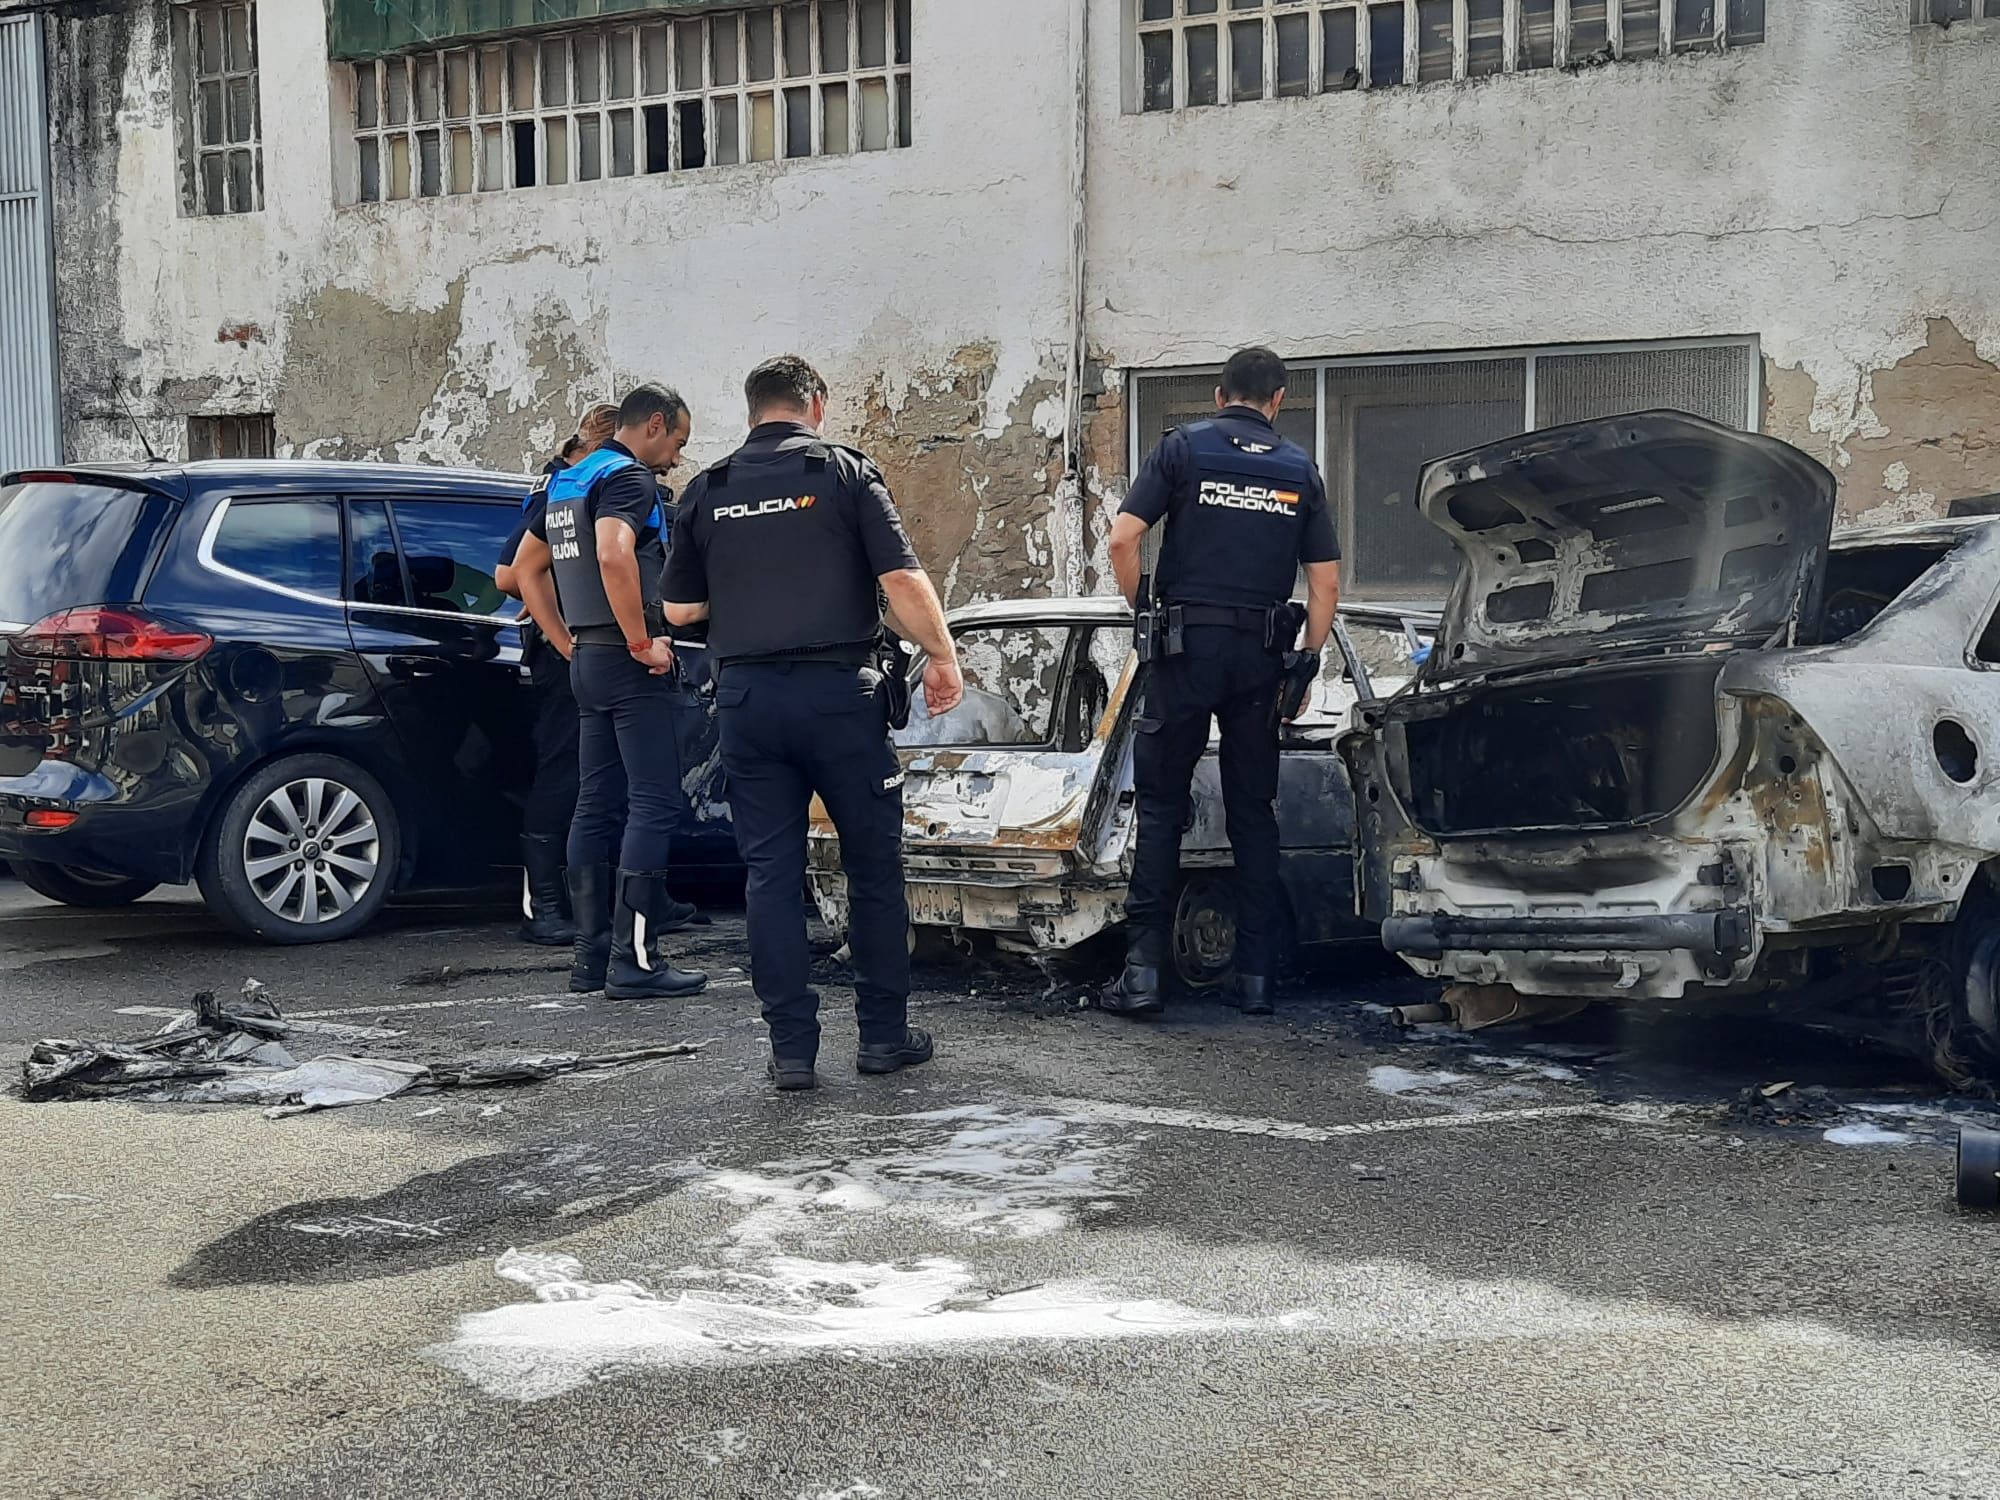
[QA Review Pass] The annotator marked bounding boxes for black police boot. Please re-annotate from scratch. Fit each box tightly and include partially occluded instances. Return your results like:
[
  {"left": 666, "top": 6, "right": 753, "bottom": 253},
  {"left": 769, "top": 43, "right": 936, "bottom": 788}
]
[
  {"left": 767, "top": 1054, "right": 818, "bottom": 1092},
  {"left": 518, "top": 835, "right": 577, "bottom": 948},
  {"left": 567, "top": 864, "right": 613, "bottom": 993},
  {"left": 1237, "top": 973, "right": 1274, "bottom": 1017},
  {"left": 606, "top": 870, "right": 708, "bottom": 1000},
  {"left": 857, "top": 1026, "right": 934, "bottom": 1076},
  {"left": 1100, "top": 932, "right": 1166, "bottom": 1018}
]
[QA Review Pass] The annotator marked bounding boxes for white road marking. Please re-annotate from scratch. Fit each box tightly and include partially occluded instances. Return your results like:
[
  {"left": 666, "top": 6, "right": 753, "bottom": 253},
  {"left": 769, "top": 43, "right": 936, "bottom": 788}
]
[{"left": 1024, "top": 1097, "right": 1662, "bottom": 1142}]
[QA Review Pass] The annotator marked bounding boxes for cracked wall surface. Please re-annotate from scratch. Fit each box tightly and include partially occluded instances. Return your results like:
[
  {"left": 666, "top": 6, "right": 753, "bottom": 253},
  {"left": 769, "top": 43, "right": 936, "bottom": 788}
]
[
  {"left": 34, "top": 0, "right": 2000, "bottom": 605},
  {"left": 39, "top": 0, "right": 1077, "bottom": 606},
  {"left": 1084, "top": 0, "right": 2000, "bottom": 530}
]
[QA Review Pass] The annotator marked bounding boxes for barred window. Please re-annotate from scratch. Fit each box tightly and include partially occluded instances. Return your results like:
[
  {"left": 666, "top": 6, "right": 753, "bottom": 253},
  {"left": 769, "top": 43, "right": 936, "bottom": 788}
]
[
  {"left": 1131, "top": 339, "right": 1759, "bottom": 600},
  {"left": 172, "top": 0, "right": 263, "bottom": 214},
  {"left": 1135, "top": 0, "right": 1763, "bottom": 109},
  {"left": 188, "top": 413, "right": 276, "bottom": 459},
  {"left": 1919, "top": 0, "right": 2000, "bottom": 22},
  {"left": 347, "top": 0, "right": 911, "bottom": 203}
]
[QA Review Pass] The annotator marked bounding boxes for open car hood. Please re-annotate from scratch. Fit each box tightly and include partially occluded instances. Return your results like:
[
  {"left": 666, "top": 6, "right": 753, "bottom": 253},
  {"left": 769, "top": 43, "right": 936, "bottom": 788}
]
[{"left": 1418, "top": 412, "right": 1837, "bottom": 682}]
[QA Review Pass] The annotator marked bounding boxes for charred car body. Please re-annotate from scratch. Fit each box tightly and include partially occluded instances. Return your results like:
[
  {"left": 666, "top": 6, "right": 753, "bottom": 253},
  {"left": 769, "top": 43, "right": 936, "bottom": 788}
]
[
  {"left": 1342, "top": 411, "right": 2000, "bottom": 1074},
  {"left": 807, "top": 597, "right": 1433, "bottom": 985}
]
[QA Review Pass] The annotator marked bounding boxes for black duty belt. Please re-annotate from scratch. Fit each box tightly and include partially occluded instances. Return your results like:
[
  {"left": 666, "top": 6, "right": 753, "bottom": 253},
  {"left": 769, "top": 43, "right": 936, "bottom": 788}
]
[
  {"left": 1172, "top": 603, "right": 1274, "bottom": 630},
  {"left": 720, "top": 643, "right": 874, "bottom": 671},
  {"left": 572, "top": 625, "right": 629, "bottom": 646}
]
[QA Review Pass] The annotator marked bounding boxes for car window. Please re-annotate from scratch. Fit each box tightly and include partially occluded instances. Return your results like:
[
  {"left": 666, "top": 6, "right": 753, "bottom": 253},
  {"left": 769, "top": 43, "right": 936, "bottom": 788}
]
[
  {"left": 899, "top": 624, "right": 1072, "bottom": 748},
  {"left": 387, "top": 500, "right": 520, "bottom": 618},
  {"left": 0, "top": 481, "right": 174, "bottom": 625},
  {"left": 347, "top": 499, "right": 406, "bottom": 606},
  {"left": 210, "top": 498, "right": 343, "bottom": 600},
  {"left": 1300, "top": 616, "right": 1431, "bottom": 723}
]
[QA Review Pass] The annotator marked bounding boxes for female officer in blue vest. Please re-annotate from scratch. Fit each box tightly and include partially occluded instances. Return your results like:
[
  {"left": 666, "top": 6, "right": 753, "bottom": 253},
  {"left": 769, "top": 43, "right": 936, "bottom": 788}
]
[
  {"left": 515, "top": 384, "right": 707, "bottom": 1001},
  {"left": 497, "top": 402, "right": 617, "bottom": 947}
]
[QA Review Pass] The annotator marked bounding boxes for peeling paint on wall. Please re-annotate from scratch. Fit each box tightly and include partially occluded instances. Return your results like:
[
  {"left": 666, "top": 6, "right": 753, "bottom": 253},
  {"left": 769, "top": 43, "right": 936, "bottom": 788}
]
[
  {"left": 1768, "top": 319, "right": 2000, "bottom": 527},
  {"left": 856, "top": 343, "right": 1066, "bottom": 607}
]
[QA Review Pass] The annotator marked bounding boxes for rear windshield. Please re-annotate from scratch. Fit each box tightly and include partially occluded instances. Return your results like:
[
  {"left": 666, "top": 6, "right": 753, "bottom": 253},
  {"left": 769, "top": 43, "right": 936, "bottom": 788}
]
[{"left": 0, "top": 481, "right": 175, "bottom": 625}]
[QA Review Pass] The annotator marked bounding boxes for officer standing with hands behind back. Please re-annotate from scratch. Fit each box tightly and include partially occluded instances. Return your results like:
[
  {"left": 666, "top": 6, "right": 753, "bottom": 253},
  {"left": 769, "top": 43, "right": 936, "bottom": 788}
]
[
  {"left": 1103, "top": 347, "right": 1341, "bottom": 1020},
  {"left": 664, "top": 356, "right": 963, "bottom": 1093},
  {"left": 523, "top": 382, "right": 708, "bottom": 1002}
]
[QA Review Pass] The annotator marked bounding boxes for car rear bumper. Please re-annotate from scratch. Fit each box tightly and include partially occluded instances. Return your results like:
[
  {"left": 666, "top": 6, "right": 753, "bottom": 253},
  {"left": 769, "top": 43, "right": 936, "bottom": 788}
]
[
  {"left": 1383, "top": 910, "right": 1753, "bottom": 964},
  {"left": 0, "top": 767, "right": 201, "bottom": 884}
]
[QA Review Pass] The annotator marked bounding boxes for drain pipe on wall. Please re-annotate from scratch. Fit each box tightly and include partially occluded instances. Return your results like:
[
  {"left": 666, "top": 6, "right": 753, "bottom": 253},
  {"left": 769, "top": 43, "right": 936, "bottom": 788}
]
[{"left": 1054, "top": 0, "right": 1091, "bottom": 599}]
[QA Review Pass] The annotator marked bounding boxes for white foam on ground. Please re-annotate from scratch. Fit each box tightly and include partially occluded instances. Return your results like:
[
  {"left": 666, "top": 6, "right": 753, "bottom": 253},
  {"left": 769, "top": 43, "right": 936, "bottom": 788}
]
[
  {"left": 1367, "top": 1066, "right": 1469, "bottom": 1096},
  {"left": 427, "top": 1105, "right": 1307, "bottom": 1400},
  {"left": 1824, "top": 1122, "right": 1915, "bottom": 1146},
  {"left": 432, "top": 1246, "right": 1290, "bottom": 1399}
]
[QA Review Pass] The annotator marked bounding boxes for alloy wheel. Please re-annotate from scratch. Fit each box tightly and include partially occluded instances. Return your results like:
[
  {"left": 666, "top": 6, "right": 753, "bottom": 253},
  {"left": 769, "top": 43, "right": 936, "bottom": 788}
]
[{"left": 241, "top": 776, "right": 381, "bottom": 925}]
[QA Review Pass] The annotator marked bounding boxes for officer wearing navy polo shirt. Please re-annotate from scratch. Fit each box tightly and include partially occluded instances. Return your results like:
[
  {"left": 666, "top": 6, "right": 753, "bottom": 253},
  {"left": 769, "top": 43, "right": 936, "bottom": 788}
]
[
  {"left": 664, "top": 355, "right": 963, "bottom": 1092},
  {"left": 1103, "top": 347, "right": 1341, "bottom": 1019},
  {"left": 527, "top": 383, "right": 707, "bottom": 1001}
]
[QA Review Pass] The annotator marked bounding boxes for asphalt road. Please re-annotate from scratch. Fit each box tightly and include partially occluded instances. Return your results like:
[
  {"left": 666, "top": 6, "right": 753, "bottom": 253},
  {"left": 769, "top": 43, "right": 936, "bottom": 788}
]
[{"left": 3, "top": 878, "right": 1999, "bottom": 1500}]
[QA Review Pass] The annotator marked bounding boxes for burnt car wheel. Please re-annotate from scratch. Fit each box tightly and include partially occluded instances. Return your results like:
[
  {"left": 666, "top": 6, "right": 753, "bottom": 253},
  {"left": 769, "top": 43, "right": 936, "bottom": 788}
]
[
  {"left": 13, "top": 860, "right": 160, "bottom": 908},
  {"left": 1171, "top": 874, "right": 1239, "bottom": 990},
  {"left": 197, "top": 754, "right": 400, "bottom": 944},
  {"left": 1957, "top": 1126, "right": 2000, "bottom": 1210}
]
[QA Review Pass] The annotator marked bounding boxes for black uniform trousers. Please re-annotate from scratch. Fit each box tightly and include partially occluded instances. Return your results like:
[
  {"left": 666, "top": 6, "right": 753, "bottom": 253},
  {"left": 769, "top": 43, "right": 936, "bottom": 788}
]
[
  {"left": 716, "top": 661, "right": 909, "bottom": 1060},
  {"left": 1126, "top": 624, "right": 1285, "bottom": 977},
  {"left": 523, "top": 632, "right": 580, "bottom": 842},
  {"left": 568, "top": 644, "right": 683, "bottom": 873}
]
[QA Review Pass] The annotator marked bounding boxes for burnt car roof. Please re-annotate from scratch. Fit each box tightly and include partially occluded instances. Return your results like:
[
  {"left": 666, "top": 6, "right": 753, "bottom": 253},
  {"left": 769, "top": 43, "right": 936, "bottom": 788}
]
[
  {"left": 1418, "top": 411, "right": 1837, "bottom": 683},
  {"left": 1829, "top": 514, "right": 2000, "bottom": 548},
  {"left": 944, "top": 597, "right": 1438, "bottom": 629}
]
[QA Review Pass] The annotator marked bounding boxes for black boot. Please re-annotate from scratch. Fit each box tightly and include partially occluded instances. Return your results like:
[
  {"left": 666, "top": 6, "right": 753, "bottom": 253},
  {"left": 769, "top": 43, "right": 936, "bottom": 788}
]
[
  {"left": 567, "top": 864, "right": 613, "bottom": 993},
  {"left": 1100, "top": 931, "right": 1165, "bottom": 1018},
  {"left": 1237, "top": 973, "right": 1274, "bottom": 1017},
  {"left": 857, "top": 1025, "right": 934, "bottom": 1076},
  {"left": 518, "top": 835, "right": 577, "bottom": 947},
  {"left": 606, "top": 870, "right": 708, "bottom": 1000}
]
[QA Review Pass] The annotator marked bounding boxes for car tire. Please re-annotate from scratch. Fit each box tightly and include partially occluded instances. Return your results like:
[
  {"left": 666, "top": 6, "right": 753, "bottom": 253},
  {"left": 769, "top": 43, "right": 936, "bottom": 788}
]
[
  {"left": 197, "top": 753, "right": 400, "bottom": 944},
  {"left": 13, "top": 860, "right": 160, "bottom": 908}
]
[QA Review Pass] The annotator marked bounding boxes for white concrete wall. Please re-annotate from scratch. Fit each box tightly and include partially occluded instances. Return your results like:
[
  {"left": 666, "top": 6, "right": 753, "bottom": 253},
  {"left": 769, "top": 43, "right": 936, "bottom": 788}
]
[
  {"left": 77, "top": 0, "right": 1076, "bottom": 479},
  {"left": 1084, "top": 0, "right": 2000, "bottom": 517}
]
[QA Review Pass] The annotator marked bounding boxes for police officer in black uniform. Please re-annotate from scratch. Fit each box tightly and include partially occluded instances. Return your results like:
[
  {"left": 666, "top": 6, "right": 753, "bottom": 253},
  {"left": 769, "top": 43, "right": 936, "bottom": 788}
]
[
  {"left": 1103, "top": 347, "right": 1341, "bottom": 1019},
  {"left": 664, "top": 355, "right": 963, "bottom": 1092},
  {"left": 521, "top": 383, "right": 707, "bottom": 1001}
]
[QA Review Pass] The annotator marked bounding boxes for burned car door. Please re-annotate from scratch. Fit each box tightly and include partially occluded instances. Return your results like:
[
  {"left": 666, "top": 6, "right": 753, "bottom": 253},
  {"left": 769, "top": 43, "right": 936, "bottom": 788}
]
[{"left": 816, "top": 614, "right": 1138, "bottom": 950}]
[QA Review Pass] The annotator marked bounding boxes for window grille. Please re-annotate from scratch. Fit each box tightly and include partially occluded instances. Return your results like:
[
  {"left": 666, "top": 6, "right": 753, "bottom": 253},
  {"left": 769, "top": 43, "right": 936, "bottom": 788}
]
[
  {"left": 1135, "top": 0, "right": 1764, "bottom": 110},
  {"left": 174, "top": 0, "right": 263, "bottom": 214},
  {"left": 348, "top": 0, "right": 911, "bottom": 202}
]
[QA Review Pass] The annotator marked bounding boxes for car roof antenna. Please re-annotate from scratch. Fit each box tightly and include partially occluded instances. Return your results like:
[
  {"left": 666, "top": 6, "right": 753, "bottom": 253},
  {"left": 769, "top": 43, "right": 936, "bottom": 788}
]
[{"left": 113, "top": 382, "right": 163, "bottom": 465}]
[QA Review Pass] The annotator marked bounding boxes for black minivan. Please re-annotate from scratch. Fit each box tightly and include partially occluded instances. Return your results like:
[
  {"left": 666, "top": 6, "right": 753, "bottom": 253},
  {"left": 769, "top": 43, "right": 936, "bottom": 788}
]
[{"left": 0, "top": 461, "right": 731, "bottom": 943}]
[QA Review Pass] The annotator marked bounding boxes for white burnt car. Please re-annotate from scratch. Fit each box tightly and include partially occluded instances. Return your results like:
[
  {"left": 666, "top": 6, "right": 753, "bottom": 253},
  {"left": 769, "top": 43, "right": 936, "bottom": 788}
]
[
  {"left": 1341, "top": 411, "right": 2000, "bottom": 1076},
  {"left": 806, "top": 596, "right": 1434, "bottom": 986}
]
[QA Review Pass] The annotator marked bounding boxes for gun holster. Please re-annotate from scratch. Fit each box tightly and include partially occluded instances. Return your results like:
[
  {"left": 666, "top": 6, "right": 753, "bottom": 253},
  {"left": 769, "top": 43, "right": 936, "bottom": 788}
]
[
  {"left": 1274, "top": 650, "right": 1322, "bottom": 725},
  {"left": 876, "top": 631, "right": 913, "bottom": 731},
  {"left": 1265, "top": 600, "right": 1309, "bottom": 654}
]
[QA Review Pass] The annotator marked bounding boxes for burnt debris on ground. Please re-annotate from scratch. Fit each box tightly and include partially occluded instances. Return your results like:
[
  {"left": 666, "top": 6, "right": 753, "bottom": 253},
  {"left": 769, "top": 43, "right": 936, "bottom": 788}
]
[{"left": 18, "top": 980, "right": 701, "bottom": 1118}]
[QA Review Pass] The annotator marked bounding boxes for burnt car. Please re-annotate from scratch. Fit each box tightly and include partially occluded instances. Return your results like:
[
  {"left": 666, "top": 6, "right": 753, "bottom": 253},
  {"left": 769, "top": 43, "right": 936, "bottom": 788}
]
[
  {"left": 1341, "top": 410, "right": 2000, "bottom": 1075},
  {"left": 0, "top": 463, "right": 735, "bottom": 943},
  {"left": 806, "top": 596, "right": 1434, "bottom": 986}
]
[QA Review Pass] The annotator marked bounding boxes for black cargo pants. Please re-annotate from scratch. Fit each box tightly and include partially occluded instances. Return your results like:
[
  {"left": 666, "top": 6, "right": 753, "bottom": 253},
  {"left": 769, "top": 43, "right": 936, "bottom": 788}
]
[
  {"left": 523, "top": 631, "right": 581, "bottom": 842},
  {"left": 1125, "top": 624, "right": 1285, "bottom": 978},
  {"left": 716, "top": 661, "right": 910, "bottom": 1061}
]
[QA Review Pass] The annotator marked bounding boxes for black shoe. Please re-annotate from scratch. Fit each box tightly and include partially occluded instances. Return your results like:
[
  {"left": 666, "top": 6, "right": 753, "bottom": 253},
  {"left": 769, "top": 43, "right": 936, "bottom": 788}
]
[
  {"left": 1100, "top": 963, "right": 1164, "bottom": 1018},
  {"left": 857, "top": 1026, "right": 934, "bottom": 1075},
  {"left": 606, "top": 870, "right": 708, "bottom": 1000},
  {"left": 649, "top": 895, "right": 699, "bottom": 938},
  {"left": 1237, "top": 974, "right": 1274, "bottom": 1016},
  {"left": 767, "top": 1055, "right": 818, "bottom": 1091},
  {"left": 567, "top": 864, "right": 613, "bottom": 992},
  {"left": 518, "top": 835, "right": 577, "bottom": 947}
]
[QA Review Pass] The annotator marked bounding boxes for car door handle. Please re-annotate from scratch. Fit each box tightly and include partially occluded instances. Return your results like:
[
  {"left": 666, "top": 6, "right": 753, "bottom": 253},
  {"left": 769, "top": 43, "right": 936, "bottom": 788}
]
[{"left": 389, "top": 659, "right": 447, "bottom": 680}]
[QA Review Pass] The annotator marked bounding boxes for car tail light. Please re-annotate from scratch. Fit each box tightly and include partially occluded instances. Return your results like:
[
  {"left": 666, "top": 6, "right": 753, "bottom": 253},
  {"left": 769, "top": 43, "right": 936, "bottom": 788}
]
[
  {"left": 25, "top": 810, "right": 78, "bottom": 829},
  {"left": 11, "top": 606, "right": 213, "bottom": 662}
]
